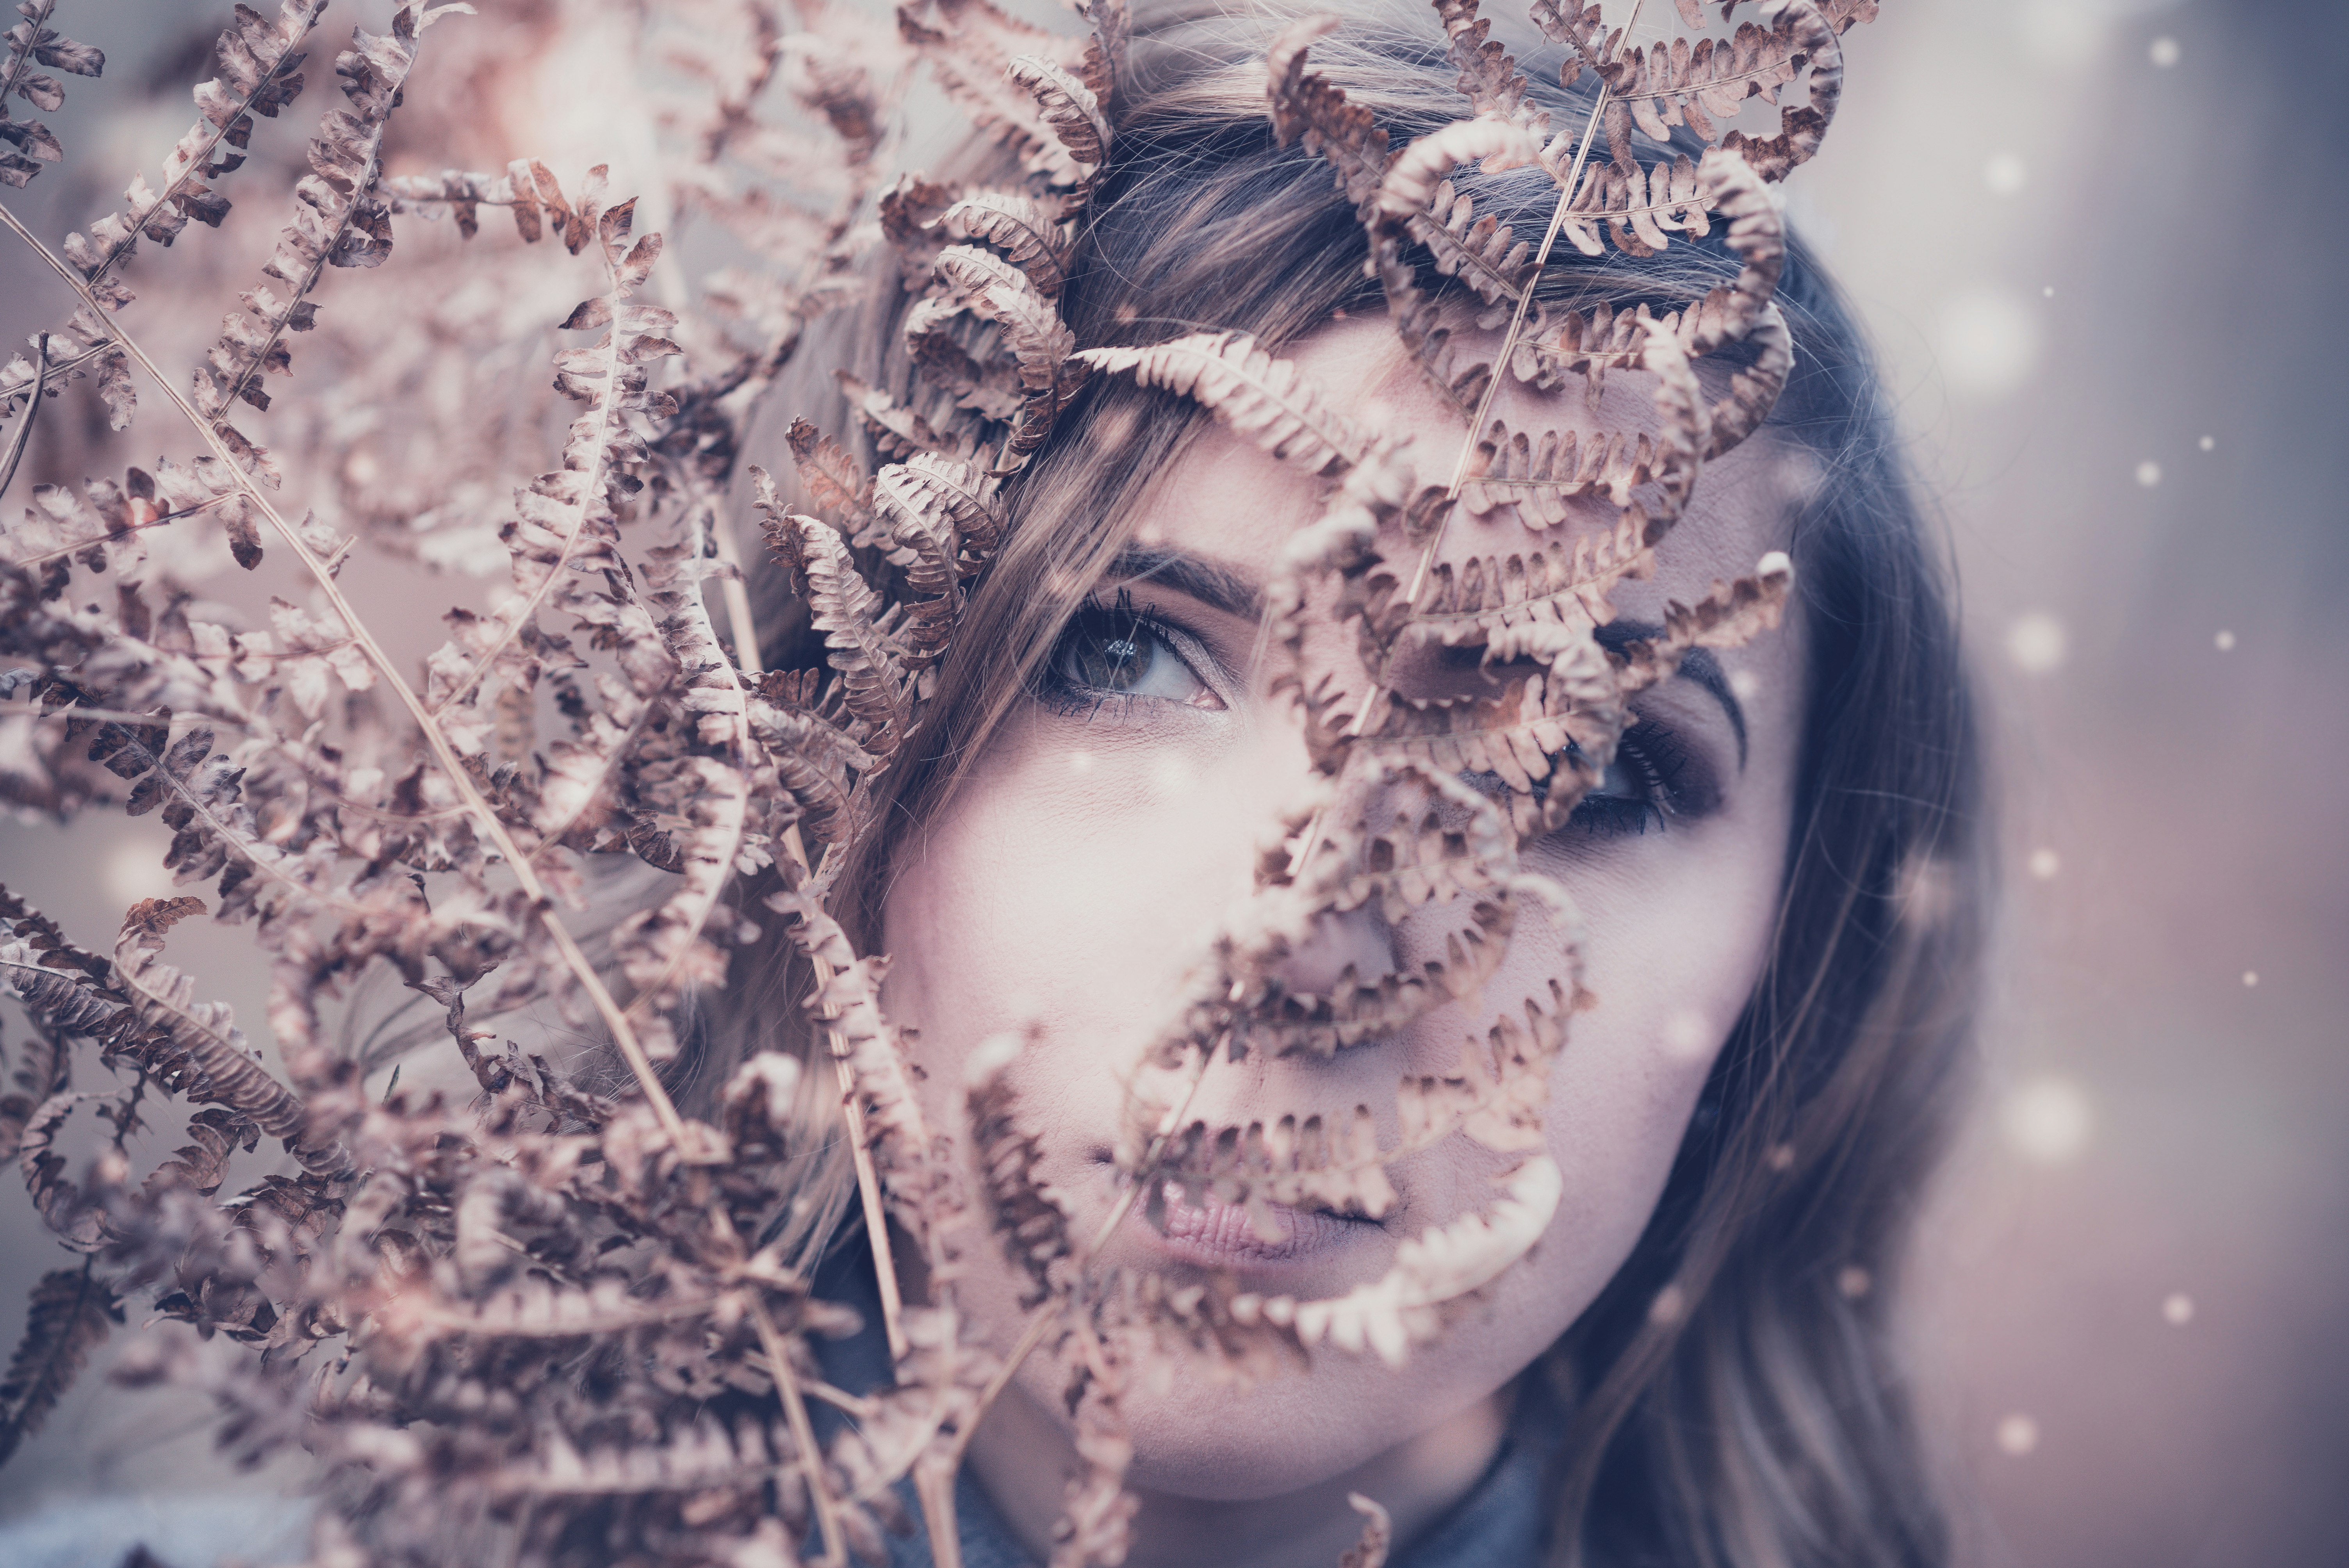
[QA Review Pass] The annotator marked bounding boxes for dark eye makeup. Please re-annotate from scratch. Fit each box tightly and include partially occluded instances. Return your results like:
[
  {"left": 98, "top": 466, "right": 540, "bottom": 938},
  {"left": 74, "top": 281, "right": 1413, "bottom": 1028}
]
[
  {"left": 1035, "top": 591, "right": 1223, "bottom": 719},
  {"left": 1550, "top": 719, "right": 1719, "bottom": 839},
  {"left": 1037, "top": 596, "right": 1724, "bottom": 840}
]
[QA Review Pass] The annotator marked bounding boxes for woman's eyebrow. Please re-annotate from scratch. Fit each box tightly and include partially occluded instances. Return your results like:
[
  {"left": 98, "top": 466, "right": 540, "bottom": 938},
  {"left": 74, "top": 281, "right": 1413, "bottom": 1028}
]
[
  {"left": 1104, "top": 545, "right": 1265, "bottom": 620},
  {"left": 1595, "top": 619, "right": 1750, "bottom": 766}
]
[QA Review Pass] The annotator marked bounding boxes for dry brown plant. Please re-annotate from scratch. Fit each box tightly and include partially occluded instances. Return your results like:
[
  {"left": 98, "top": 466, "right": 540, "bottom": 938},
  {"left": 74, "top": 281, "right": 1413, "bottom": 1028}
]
[{"left": 0, "top": 2, "right": 1875, "bottom": 1563}]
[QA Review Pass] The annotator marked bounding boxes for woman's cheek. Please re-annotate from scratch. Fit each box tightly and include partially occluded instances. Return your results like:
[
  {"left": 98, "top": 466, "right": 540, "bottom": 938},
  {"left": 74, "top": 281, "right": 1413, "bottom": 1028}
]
[
  {"left": 1542, "top": 837, "right": 1781, "bottom": 1168},
  {"left": 885, "top": 726, "right": 1260, "bottom": 1086}
]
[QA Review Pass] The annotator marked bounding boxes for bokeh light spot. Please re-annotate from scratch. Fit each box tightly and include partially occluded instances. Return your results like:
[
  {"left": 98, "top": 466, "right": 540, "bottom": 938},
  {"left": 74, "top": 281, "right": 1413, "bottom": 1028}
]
[
  {"left": 2005, "top": 613, "right": 2068, "bottom": 675},
  {"left": 1935, "top": 288, "right": 2041, "bottom": 400},
  {"left": 2028, "top": 848, "right": 2061, "bottom": 880},
  {"left": 1659, "top": 1010, "right": 1714, "bottom": 1061},
  {"left": 2163, "top": 1293, "right": 2196, "bottom": 1326},
  {"left": 1997, "top": 1414, "right": 2041, "bottom": 1456},
  {"left": 104, "top": 836, "right": 176, "bottom": 907},
  {"left": 2149, "top": 35, "right": 2181, "bottom": 68},
  {"left": 2003, "top": 1075, "right": 2094, "bottom": 1166}
]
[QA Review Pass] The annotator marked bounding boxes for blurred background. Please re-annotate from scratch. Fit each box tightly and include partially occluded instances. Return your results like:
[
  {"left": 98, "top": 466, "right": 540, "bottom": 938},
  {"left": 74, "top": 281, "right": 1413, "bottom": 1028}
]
[{"left": 1, "top": 2, "right": 2343, "bottom": 1565}]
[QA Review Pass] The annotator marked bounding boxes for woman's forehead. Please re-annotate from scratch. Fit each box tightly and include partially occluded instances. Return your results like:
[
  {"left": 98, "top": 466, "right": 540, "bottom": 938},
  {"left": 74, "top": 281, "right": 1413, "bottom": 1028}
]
[{"left": 1127, "top": 315, "right": 1805, "bottom": 617}]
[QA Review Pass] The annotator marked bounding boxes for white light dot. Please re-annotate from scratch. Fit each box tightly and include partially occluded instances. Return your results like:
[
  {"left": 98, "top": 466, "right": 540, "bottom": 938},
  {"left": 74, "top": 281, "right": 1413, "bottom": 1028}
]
[
  {"left": 2135, "top": 460, "right": 2163, "bottom": 488},
  {"left": 1982, "top": 153, "right": 2028, "bottom": 196},
  {"left": 2028, "top": 848, "right": 2061, "bottom": 880},
  {"left": 1765, "top": 1142, "right": 1797, "bottom": 1173},
  {"left": 2242, "top": 970, "right": 2258, "bottom": 988},
  {"left": 1648, "top": 1284, "right": 1687, "bottom": 1325},
  {"left": 1935, "top": 288, "right": 2042, "bottom": 401},
  {"left": 2213, "top": 629, "right": 2235, "bottom": 652},
  {"left": 2198, "top": 435, "right": 2215, "bottom": 452},
  {"left": 2005, "top": 612, "right": 2068, "bottom": 675},
  {"left": 2162, "top": 1292, "right": 2196, "bottom": 1326},
  {"left": 2149, "top": 35, "right": 2181, "bottom": 68},
  {"left": 1066, "top": 750, "right": 1093, "bottom": 774},
  {"left": 1997, "top": 1414, "right": 2040, "bottom": 1456},
  {"left": 2003, "top": 1075, "right": 2094, "bottom": 1166},
  {"left": 1660, "top": 1010, "right": 1714, "bottom": 1061},
  {"left": 2042, "top": 285, "right": 2056, "bottom": 298},
  {"left": 1837, "top": 1265, "right": 1873, "bottom": 1299},
  {"left": 1728, "top": 668, "right": 1761, "bottom": 702},
  {"left": 104, "top": 836, "right": 177, "bottom": 907}
]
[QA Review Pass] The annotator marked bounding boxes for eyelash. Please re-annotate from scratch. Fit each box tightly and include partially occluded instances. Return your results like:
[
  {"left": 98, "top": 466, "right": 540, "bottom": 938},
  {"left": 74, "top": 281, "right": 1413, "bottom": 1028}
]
[
  {"left": 1034, "top": 593, "right": 1207, "bottom": 719},
  {"left": 1558, "top": 720, "right": 1698, "bottom": 839},
  {"left": 1039, "top": 605, "right": 1710, "bottom": 840}
]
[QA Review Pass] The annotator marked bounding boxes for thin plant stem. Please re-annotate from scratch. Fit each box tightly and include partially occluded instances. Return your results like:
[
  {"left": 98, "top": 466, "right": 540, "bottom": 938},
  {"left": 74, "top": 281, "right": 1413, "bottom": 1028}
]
[
  {"left": 0, "top": 198, "right": 694, "bottom": 1149},
  {"left": 914, "top": 1460, "right": 964, "bottom": 1568},
  {"left": 7, "top": 496, "right": 237, "bottom": 570},
  {"left": 746, "top": 1291, "right": 849, "bottom": 1568},
  {"left": 1405, "top": 0, "right": 1647, "bottom": 607},
  {"left": 950, "top": 1042, "right": 1217, "bottom": 1462},
  {"left": 708, "top": 502, "right": 766, "bottom": 679},
  {"left": 0, "top": 331, "right": 49, "bottom": 503},
  {"left": 695, "top": 467, "right": 908, "bottom": 1367},
  {"left": 1287, "top": 2, "right": 1648, "bottom": 879},
  {"left": 779, "top": 821, "right": 912, "bottom": 1365}
]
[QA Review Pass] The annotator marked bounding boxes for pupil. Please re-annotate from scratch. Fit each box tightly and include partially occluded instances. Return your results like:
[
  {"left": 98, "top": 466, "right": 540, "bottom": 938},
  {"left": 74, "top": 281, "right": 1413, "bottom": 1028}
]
[{"left": 1080, "top": 627, "right": 1151, "bottom": 689}]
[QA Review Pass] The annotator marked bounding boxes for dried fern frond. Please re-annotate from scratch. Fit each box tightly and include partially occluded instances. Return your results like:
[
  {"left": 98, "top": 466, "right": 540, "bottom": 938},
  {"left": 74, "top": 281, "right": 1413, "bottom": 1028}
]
[
  {"left": 1341, "top": 1492, "right": 1394, "bottom": 1568},
  {"left": 0, "top": 1, "right": 103, "bottom": 190},
  {"left": 1266, "top": 13, "right": 1387, "bottom": 215},
  {"left": 1077, "top": 331, "right": 1393, "bottom": 479},
  {"left": 0, "top": 0, "right": 1867, "bottom": 1555},
  {"left": 900, "top": 0, "right": 1100, "bottom": 189},
  {"left": 1413, "top": 178, "right": 1533, "bottom": 321},
  {"left": 1626, "top": 2, "right": 1846, "bottom": 182},
  {"left": 935, "top": 187, "right": 1074, "bottom": 297},
  {"left": 781, "top": 416, "right": 880, "bottom": 544},
  {"left": 191, "top": 5, "right": 455, "bottom": 489},
  {"left": 0, "top": 1263, "right": 119, "bottom": 1467},
  {"left": 1435, "top": 0, "right": 1543, "bottom": 134},
  {"left": 1260, "top": 1156, "right": 1563, "bottom": 1367},
  {"left": 109, "top": 896, "right": 308, "bottom": 1142},
  {"left": 422, "top": 184, "right": 678, "bottom": 757},
  {"left": 1612, "top": 549, "right": 1794, "bottom": 697},
  {"left": 67, "top": 1, "right": 317, "bottom": 277}
]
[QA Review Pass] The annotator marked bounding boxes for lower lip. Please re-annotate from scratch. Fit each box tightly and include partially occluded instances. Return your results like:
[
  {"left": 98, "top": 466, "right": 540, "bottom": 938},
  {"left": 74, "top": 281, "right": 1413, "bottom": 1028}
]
[{"left": 1134, "top": 1181, "right": 1376, "bottom": 1270}]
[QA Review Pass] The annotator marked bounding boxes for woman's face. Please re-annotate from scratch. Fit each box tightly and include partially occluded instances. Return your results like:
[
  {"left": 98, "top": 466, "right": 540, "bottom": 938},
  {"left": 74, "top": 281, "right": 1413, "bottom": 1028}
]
[{"left": 880, "top": 317, "right": 1808, "bottom": 1507}]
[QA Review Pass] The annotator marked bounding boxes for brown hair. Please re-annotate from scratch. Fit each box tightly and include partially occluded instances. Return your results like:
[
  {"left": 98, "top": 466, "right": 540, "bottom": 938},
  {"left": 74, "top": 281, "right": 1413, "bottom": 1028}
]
[{"left": 726, "top": 9, "right": 1987, "bottom": 1566}]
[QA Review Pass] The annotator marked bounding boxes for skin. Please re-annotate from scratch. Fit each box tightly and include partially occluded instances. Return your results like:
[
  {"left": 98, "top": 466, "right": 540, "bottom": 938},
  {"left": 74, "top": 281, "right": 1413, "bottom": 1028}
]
[{"left": 880, "top": 317, "right": 1809, "bottom": 1568}]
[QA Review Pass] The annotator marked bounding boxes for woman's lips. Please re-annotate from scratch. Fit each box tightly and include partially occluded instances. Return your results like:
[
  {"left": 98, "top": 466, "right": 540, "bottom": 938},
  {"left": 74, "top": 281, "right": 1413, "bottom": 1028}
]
[{"left": 1137, "top": 1181, "right": 1375, "bottom": 1270}]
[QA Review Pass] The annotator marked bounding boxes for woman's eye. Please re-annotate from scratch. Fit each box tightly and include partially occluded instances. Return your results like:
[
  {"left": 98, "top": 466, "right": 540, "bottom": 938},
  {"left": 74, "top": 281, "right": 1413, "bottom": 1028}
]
[
  {"left": 1555, "top": 720, "right": 1711, "bottom": 840},
  {"left": 1047, "top": 606, "right": 1214, "bottom": 708},
  {"left": 1587, "top": 755, "right": 1644, "bottom": 802}
]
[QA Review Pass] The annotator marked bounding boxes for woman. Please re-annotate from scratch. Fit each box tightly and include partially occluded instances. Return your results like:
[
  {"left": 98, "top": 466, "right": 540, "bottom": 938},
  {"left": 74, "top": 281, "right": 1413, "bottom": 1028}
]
[{"left": 729, "top": 5, "right": 1989, "bottom": 1567}]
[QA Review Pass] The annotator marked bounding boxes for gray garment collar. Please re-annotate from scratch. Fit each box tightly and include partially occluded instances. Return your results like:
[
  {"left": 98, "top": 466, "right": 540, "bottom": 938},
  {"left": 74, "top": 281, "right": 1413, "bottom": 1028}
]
[{"left": 879, "top": 1428, "right": 1551, "bottom": 1568}]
